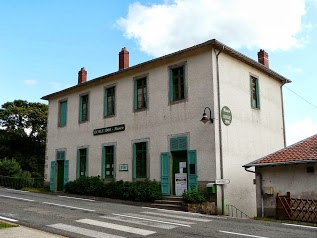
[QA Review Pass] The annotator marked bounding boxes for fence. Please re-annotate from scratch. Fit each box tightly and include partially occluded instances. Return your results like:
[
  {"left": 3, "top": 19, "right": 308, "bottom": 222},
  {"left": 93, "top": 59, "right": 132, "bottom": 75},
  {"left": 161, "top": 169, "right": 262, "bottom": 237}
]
[
  {"left": 226, "top": 204, "right": 250, "bottom": 218},
  {"left": 0, "top": 175, "right": 44, "bottom": 190},
  {"left": 276, "top": 192, "right": 317, "bottom": 223}
]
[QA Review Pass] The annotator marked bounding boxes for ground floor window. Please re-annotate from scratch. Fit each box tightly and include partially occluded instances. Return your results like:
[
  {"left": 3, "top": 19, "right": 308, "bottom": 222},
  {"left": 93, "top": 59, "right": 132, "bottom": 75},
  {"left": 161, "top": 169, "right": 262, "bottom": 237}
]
[
  {"left": 133, "top": 142, "right": 147, "bottom": 178},
  {"left": 103, "top": 145, "right": 114, "bottom": 179},
  {"left": 77, "top": 148, "right": 88, "bottom": 178}
]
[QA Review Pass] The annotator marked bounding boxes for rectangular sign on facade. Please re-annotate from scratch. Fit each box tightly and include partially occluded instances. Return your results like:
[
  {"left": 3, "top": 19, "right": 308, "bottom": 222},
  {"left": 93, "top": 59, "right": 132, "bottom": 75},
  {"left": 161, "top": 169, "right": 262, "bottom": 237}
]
[
  {"left": 175, "top": 173, "right": 187, "bottom": 196},
  {"left": 93, "top": 124, "right": 125, "bottom": 136}
]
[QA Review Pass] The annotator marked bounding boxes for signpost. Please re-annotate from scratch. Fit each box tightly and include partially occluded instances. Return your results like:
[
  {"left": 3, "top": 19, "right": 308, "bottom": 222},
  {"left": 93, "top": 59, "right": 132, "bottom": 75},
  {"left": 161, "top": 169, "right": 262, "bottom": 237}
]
[{"left": 215, "top": 179, "right": 230, "bottom": 185}]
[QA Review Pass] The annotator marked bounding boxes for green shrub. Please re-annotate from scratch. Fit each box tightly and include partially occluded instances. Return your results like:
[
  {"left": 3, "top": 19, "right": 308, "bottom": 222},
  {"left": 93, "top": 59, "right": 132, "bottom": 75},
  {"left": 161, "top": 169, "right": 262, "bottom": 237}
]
[
  {"left": 65, "top": 177, "right": 162, "bottom": 202},
  {"left": 182, "top": 188, "right": 207, "bottom": 204},
  {"left": 0, "top": 159, "right": 23, "bottom": 176},
  {"left": 64, "top": 176, "right": 104, "bottom": 195}
]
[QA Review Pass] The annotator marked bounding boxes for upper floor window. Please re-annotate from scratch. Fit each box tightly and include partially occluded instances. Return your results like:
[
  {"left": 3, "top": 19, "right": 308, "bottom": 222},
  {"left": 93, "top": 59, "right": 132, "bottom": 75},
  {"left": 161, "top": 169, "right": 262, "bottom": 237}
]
[
  {"left": 134, "top": 77, "right": 147, "bottom": 111},
  {"left": 79, "top": 94, "right": 89, "bottom": 122},
  {"left": 250, "top": 76, "right": 260, "bottom": 109},
  {"left": 104, "top": 86, "right": 115, "bottom": 117},
  {"left": 58, "top": 100, "right": 67, "bottom": 127},
  {"left": 170, "top": 65, "right": 185, "bottom": 102}
]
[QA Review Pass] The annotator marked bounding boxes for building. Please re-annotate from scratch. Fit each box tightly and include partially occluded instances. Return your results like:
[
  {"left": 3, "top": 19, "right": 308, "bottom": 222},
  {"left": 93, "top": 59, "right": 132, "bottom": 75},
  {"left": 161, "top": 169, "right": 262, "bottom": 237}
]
[
  {"left": 42, "top": 39, "right": 290, "bottom": 216},
  {"left": 243, "top": 134, "right": 317, "bottom": 217}
]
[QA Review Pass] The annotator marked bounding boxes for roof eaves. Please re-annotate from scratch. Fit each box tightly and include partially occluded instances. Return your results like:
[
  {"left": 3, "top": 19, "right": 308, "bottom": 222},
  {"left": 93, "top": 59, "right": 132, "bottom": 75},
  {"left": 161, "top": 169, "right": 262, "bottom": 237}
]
[{"left": 243, "top": 159, "right": 317, "bottom": 168}]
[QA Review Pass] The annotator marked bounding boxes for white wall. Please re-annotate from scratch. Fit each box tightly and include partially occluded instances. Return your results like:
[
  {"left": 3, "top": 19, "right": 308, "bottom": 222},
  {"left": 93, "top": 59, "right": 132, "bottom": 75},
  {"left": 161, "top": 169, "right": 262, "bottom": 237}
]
[
  {"left": 257, "top": 163, "right": 317, "bottom": 216},
  {"left": 212, "top": 52, "right": 285, "bottom": 217}
]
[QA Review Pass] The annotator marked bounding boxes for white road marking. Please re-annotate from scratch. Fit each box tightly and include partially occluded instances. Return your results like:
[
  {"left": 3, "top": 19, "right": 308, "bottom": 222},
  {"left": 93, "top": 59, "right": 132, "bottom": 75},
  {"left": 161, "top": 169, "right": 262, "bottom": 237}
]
[
  {"left": 5, "top": 188, "right": 29, "bottom": 192},
  {"left": 0, "top": 215, "right": 18, "bottom": 222},
  {"left": 283, "top": 223, "right": 317, "bottom": 229},
  {"left": 110, "top": 213, "right": 190, "bottom": 227},
  {"left": 101, "top": 215, "right": 177, "bottom": 229},
  {"left": 42, "top": 202, "right": 95, "bottom": 212},
  {"left": 219, "top": 230, "right": 268, "bottom": 238},
  {"left": 58, "top": 195, "right": 95, "bottom": 202},
  {"left": 142, "top": 206, "right": 227, "bottom": 219},
  {"left": 121, "top": 213, "right": 195, "bottom": 225},
  {"left": 48, "top": 223, "right": 125, "bottom": 238},
  {"left": 142, "top": 211, "right": 212, "bottom": 222},
  {"left": 77, "top": 219, "right": 156, "bottom": 236},
  {"left": 0, "top": 194, "right": 34, "bottom": 202}
]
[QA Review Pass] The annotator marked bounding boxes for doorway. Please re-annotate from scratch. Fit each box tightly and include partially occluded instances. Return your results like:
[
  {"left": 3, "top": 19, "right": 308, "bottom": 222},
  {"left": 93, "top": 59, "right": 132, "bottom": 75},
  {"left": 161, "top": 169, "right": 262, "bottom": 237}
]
[
  {"left": 57, "top": 160, "right": 64, "bottom": 191},
  {"left": 172, "top": 150, "right": 187, "bottom": 195}
]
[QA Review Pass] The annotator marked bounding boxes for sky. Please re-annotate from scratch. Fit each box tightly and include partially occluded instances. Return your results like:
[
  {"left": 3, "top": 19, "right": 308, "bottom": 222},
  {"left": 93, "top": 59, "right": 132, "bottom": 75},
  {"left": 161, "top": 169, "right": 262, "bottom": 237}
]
[{"left": 0, "top": 0, "right": 317, "bottom": 145}]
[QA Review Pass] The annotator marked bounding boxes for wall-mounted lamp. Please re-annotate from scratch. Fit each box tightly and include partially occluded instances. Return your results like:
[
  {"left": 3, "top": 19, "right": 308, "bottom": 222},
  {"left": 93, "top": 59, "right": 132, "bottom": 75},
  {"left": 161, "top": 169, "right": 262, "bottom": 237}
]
[{"left": 200, "top": 107, "right": 214, "bottom": 124}]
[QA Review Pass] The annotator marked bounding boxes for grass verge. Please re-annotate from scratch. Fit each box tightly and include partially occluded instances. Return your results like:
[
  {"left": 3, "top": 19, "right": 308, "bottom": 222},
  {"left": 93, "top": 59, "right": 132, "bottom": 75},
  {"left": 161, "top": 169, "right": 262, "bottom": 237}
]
[
  {"left": 21, "top": 186, "right": 50, "bottom": 193},
  {"left": 0, "top": 221, "right": 18, "bottom": 229}
]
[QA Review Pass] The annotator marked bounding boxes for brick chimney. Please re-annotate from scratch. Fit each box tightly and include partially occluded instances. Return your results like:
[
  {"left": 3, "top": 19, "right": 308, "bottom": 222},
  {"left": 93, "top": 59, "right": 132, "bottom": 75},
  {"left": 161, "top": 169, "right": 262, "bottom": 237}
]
[
  {"left": 257, "top": 49, "right": 269, "bottom": 68},
  {"left": 78, "top": 67, "right": 87, "bottom": 84},
  {"left": 119, "top": 47, "right": 129, "bottom": 70}
]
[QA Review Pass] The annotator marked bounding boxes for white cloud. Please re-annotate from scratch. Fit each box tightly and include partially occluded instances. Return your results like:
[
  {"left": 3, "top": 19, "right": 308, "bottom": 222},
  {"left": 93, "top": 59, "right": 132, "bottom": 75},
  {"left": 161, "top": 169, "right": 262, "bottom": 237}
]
[
  {"left": 286, "top": 117, "right": 317, "bottom": 145},
  {"left": 24, "top": 79, "right": 37, "bottom": 86},
  {"left": 285, "top": 65, "right": 303, "bottom": 74},
  {"left": 117, "top": 0, "right": 307, "bottom": 57}
]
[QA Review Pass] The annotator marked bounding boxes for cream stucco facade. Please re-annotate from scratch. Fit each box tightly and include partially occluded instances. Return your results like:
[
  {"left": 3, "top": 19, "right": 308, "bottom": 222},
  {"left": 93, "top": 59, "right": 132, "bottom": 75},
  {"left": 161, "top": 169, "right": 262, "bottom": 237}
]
[{"left": 43, "top": 39, "right": 289, "bottom": 217}]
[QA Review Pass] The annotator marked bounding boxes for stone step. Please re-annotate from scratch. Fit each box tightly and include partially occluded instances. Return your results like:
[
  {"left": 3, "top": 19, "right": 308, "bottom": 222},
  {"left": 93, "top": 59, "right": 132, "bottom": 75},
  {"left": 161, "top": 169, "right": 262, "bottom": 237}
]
[
  {"left": 154, "top": 199, "right": 183, "bottom": 205},
  {"left": 151, "top": 203, "right": 185, "bottom": 211},
  {"left": 161, "top": 196, "right": 183, "bottom": 201}
]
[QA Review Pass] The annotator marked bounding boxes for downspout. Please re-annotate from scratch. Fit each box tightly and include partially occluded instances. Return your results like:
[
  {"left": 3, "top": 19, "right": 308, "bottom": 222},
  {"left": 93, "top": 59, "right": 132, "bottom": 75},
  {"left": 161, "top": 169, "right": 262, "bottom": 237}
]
[
  {"left": 214, "top": 46, "right": 224, "bottom": 214},
  {"left": 245, "top": 167, "right": 264, "bottom": 217},
  {"left": 280, "top": 79, "right": 290, "bottom": 147}
]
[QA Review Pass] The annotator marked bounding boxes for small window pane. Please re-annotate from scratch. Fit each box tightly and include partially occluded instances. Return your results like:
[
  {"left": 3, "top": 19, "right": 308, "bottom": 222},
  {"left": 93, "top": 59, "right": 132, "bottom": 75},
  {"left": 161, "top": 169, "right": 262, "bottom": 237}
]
[
  {"left": 135, "top": 142, "right": 147, "bottom": 178},
  {"left": 171, "top": 66, "right": 185, "bottom": 102},
  {"left": 105, "top": 146, "right": 114, "bottom": 179}
]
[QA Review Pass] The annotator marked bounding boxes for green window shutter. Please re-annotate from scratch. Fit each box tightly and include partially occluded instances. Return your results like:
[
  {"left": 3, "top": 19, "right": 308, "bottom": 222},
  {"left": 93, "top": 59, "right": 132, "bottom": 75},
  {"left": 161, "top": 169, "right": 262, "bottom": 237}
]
[
  {"left": 64, "top": 160, "right": 69, "bottom": 186},
  {"left": 102, "top": 146, "right": 106, "bottom": 179},
  {"left": 170, "top": 136, "right": 188, "bottom": 151},
  {"left": 187, "top": 150, "right": 198, "bottom": 192},
  {"left": 256, "top": 79, "right": 260, "bottom": 108},
  {"left": 76, "top": 149, "right": 80, "bottom": 179},
  {"left": 169, "top": 69, "right": 174, "bottom": 102},
  {"left": 104, "top": 89, "right": 108, "bottom": 117},
  {"left": 50, "top": 161, "right": 56, "bottom": 192},
  {"left": 79, "top": 96, "right": 83, "bottom": 122},
  {"left": 145, "top": 142, "right": 148, "bottom": 178},
  {"left": 133, "top": 143, "right": 136, "bottom": 179},
  {"left": 85, "top": 149, "right": 89, "bottom": 176},
  {"left": 134, "top": 80, "right": 137, "bottom": 111},
  {"left": 59, "top": 101, "right": 67, "bottom": 127},
  {"left": 160, "top": 152, "right": 170, "bottom": 195}
]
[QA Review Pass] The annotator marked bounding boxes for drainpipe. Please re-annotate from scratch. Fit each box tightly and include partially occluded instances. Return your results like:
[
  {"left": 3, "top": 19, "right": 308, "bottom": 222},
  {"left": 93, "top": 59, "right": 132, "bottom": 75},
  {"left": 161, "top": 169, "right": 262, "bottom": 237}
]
[
  {"left": 214, "top": 46, "right": 224, "bottom": 214},
  {"left": 245, "top": 167, "right": 264, "bottom": 217},
  {"left": 280, "top": 79, "right": 290, "bottom": 147}
]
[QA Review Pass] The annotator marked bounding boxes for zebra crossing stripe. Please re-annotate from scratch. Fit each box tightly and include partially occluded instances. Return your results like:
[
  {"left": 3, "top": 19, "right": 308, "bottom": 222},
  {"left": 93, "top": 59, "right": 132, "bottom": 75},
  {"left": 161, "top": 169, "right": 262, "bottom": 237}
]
[
  {"left": 77, "top": 219, "right": 156, "bottom": 236},
  {"left": 121, "top": 213, "right": 195, "bottom": 225},
  {"left": 111, "top": 213, "right": 191, "bottom": 227},
  {"left": 101, "top": 215, "right": 177, "bottom": 229},
  {"left": 141, "top": 211, "right": 212, "bottom": 222},
  {"left": 48, "top": 223, "right": 125, "bottom": 238}
]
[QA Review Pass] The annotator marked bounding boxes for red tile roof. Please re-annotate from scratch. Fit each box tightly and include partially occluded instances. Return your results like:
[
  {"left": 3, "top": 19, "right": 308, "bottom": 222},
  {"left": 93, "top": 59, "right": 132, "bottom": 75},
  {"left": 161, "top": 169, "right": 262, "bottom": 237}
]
[{"left": 244, "top": 134, "right": 317, "bottom": 167}]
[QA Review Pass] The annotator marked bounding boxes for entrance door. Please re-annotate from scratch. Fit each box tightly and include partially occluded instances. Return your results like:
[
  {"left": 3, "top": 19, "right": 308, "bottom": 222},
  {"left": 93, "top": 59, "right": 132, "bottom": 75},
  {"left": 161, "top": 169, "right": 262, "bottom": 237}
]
[
  {"left": 172, "top": 150, "right": 187, "bottom": 196},
  {"left": 57, "top": 160, "right": 64, "bottom": 191}
]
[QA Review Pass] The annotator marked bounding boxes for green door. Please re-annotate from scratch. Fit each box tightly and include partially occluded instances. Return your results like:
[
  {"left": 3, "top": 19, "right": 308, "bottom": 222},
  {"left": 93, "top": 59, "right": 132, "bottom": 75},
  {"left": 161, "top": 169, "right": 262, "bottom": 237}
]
[
  {"left": 50, "top": 161, "right": 56, "bottom": 192},
  {"left": 161, "top": 152, "right": 170, "bottom": 195},
  {"left": 187, "top": 150, "right": 198, "bottom": 191},
  {"left": 57, "top": 160, "right": 64, "bottom": 191},
  {"left": 64, "top": 160, "right": 69, "bottom": 187}
]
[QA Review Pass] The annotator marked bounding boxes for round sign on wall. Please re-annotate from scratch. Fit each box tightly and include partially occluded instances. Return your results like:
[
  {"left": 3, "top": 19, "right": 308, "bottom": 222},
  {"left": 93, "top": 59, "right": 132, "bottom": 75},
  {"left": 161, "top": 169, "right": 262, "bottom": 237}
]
[{"left": 221, "top": 106, "right": 232, "bottom": 126}]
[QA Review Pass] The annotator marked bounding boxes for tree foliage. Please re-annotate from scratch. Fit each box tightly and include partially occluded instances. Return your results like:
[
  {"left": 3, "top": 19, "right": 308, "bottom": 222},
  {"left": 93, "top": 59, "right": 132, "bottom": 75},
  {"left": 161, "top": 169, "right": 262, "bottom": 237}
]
[{"left": 0, "top": 100, "right": 48, "bottom": 177}]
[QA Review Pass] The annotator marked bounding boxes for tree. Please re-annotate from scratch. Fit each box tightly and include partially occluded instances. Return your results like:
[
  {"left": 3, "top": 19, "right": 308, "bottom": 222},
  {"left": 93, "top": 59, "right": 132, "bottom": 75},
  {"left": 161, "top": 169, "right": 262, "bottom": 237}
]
[{"left": 0, "top": 100, "right": 48, "bottom": 177}]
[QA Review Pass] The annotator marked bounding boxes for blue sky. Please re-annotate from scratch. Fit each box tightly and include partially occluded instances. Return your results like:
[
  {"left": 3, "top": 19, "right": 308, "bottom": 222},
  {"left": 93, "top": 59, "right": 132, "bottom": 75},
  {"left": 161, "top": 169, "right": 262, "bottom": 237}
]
[{"left": 1, "top": 0, "right": 317, "bottom": 145}]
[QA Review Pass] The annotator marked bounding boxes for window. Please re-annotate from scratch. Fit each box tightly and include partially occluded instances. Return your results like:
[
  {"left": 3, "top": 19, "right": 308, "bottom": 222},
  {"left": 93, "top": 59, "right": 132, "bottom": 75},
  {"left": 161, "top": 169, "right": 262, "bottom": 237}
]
[
  {"left": 79, "top": 94, "right": 89, "bottom": 122},
  {"left": 103, "top": 146, "right": 114, "bottom": 179},
  {"left": 58, "top": 101, "right": 67, "bottom": 127},
  {"left": 56, "top": 150, "right": 65, "bottom": 160},
  {"left": 133, "top": 142, "right": 147, "bottom": 178},
  {"left": 104, "top": 86, "right": 115, "bottom": 117},
  {"left": 170, "top": 65, "right": 185, "bottom": 102},
  {"left": 250, "top": 76, "right": 260, "bottom": 109},
  {"left": 77, "top": 148, "right": 88, "bottom": 178},
  {"left": 134, "top": 77, "right": 147, "bottom": 110}
]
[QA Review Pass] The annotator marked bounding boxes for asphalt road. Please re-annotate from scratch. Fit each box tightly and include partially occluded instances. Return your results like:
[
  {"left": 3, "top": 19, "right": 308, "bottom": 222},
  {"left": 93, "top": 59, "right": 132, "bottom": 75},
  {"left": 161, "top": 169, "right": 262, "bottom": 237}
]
[{"left": 0, "top": 187, "right": 316, "bottom": 238}]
